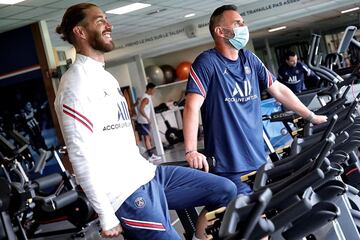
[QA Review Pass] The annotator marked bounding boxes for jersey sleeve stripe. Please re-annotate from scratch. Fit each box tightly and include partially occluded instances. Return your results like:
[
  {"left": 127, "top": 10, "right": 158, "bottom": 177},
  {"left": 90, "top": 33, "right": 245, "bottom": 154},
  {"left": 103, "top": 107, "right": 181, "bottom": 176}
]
[
  {"left": 63, "top": 104, "right": 93, "bottom": 127},
  {"left": 121, "top": 217, "right": 166, "bottom": 231},
  {"left": 190, "top": 67, "right": 206, "bottom": 97},
  {"left": 63, "top": 109, "right": 93, "bottom": 133},
  {"left": 266, "top": 69, "right": 273, "bottom": 88}
]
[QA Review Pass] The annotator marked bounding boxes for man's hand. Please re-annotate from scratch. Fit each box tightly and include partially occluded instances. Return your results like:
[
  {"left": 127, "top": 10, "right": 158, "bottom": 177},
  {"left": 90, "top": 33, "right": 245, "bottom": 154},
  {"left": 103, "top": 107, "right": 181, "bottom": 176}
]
[
  {"left": 311, "top": 114, "right": 328, "bottom": 125},
  {"left": 101, "top": 224, "right": 123, "bottom": 238},
  {"left": 185, "top": 151, "right": 209, "bottom": 172}
]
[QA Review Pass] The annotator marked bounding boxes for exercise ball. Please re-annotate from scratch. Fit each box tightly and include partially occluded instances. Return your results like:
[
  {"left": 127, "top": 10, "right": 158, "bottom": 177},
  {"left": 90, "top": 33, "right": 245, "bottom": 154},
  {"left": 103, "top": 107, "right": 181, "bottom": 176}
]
[
  {"left": 160, "top": 65, "right": 176, "bottom": 83},
  {"left": 176, "top": 61, "right": 192, "bottom": 81},
  {"left": 145, "top": 65, "right": 165, "bottom": 85}
]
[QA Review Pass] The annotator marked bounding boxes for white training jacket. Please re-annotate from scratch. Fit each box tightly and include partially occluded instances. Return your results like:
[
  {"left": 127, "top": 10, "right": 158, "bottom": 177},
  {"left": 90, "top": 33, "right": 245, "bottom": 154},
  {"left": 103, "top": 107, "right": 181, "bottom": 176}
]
[{"left": 54, "top": 54, "right": 156, "bottom": 231}]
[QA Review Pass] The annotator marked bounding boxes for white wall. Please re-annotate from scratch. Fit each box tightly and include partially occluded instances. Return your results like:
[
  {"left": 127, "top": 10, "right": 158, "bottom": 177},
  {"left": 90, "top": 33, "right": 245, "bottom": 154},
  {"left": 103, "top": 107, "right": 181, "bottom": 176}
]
[
  {"left": 127, "top": 59, "right": 147, "bottom": 101},
  {"left": 143, "top": 42, "right": 214, "bottom": 68},
  {"left": 106, "top": 64, "right": 132, "bottom": 88}
]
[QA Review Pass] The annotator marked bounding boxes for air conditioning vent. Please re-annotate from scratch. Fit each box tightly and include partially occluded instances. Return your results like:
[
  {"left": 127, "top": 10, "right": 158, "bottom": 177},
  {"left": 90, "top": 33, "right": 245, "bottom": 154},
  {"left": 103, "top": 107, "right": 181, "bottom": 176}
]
[{"left": 147, "top": 8, "right": 167, "bottom": 15}]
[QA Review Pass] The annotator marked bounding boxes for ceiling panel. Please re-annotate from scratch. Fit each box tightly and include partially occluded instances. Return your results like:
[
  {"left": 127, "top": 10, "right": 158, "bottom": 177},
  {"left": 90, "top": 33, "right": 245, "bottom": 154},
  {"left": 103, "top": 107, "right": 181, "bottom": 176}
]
[
  {"left": 88, "top": 0, "right": 121, "bottom": 7},
  {"left": 0, "top": 19, "right": 34, "bottom": 33},
  {"left": 101, "top": 1, "right": 138, "bottom": 12},
  {"left": 107, "top": 14, "right": 140, "bottom": 24},
  {"left": 44, "top": 0, "right": 92, "bottom": 8},
  {"left": 0, "top": 0, "right": 358, "bottom": 49},
  {"left": 292, "top": 15, "right": 321, "bottom": 24},
  {"left": 10, "top": 7, "right": 59, "bottom": 20},
  {"left": 39, "top": 11, "right": 66, "bottom": 21},
  {"left": 145, "top": 8, "right": 191, "bottom": 19},
  {"left": 0, "top": 19, "right": 21, "bottom": 27},
  {"left": 0, "top": 5, "right": 33, "bottom": 18},
  {"left": 17, "top": 0, "right": 61, "bottom": 7}
]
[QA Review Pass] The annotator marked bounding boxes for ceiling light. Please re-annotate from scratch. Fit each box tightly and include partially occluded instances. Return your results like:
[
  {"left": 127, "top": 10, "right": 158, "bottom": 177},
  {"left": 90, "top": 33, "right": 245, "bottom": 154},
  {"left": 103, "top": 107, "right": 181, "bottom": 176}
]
[
  {"left": 0, "top": 0, "right": 26, "bottom": 4},
  {"left": 106, "top": 3, "right": 151, "bottom": 15},
  {"left": 268, "top": 26, "right": 287, "bottom": 32},
  {"left": 185, "top": 13, "right": 195, "bottom": 18},
  {"left": 341, "top": 7, "right": 360, "bottom": 14}
]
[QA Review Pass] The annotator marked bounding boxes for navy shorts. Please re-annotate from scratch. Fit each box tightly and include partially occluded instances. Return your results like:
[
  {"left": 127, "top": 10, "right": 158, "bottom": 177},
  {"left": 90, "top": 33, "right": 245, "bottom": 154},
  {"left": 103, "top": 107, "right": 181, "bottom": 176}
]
[
  {"left": 216, "top": 171, "right": 254, "bottom": 195},
  {"left": 138, "top": 123, "right": 150, "bottom": 136},
  {"left": 115, "top": 165, "right": 237, "bottom": 240},
  {"left": 133, "top": 120, "right": 140, "bottom": 132}
]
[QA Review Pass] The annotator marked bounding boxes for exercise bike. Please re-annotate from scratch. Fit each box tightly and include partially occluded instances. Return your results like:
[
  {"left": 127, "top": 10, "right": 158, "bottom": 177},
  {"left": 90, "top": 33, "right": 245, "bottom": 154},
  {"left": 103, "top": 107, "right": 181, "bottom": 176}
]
[
  {"left": 0, "top": 132, "right": 96, "bottom": 239},
  {"left": 155, "top": 103, "right": 184, "bottom": 146}
]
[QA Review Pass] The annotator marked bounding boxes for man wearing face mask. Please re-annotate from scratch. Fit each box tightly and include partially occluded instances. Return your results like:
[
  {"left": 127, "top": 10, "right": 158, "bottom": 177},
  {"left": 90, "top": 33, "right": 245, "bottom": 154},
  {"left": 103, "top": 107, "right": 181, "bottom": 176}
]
[
  {"left": 183, "top": 5, "right": 328, "bottom": 195},
  {"left": 278, "top": 50, "right": 320, "bottom": 93}
]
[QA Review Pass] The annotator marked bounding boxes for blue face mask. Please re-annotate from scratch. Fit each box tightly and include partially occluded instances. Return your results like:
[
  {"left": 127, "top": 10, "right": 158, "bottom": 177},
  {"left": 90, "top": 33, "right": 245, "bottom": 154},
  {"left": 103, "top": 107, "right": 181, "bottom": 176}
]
[{"left": 228, "top": 26, "right": 249, "bottom": 50}]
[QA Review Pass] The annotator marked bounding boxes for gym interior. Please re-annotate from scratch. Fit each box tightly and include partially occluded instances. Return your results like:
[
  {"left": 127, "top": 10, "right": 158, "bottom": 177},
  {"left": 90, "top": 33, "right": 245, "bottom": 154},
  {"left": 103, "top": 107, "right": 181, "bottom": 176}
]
[{"left": 1, "top": 0, "right": 360, "bottom": 239}]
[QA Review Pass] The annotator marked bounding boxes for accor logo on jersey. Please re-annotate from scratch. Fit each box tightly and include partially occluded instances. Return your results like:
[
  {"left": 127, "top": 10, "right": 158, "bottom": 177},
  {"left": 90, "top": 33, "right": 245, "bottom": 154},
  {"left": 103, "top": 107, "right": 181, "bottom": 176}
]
[
  {"left": 225, "top": 80, "right": 258, "bottom": 103},
  {"left": 103, "top": 88, "right": 131, "bottom": 131},
  {"left": 103, "top": 122, "right": 131, "bottom": 131}
]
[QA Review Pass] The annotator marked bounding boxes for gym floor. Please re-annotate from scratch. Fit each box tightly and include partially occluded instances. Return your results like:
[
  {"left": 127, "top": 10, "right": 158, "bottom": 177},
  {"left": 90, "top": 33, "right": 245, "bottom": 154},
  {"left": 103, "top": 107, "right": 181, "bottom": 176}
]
[{"left": 32, "top": 141, "right": 200, "bottom": 240}]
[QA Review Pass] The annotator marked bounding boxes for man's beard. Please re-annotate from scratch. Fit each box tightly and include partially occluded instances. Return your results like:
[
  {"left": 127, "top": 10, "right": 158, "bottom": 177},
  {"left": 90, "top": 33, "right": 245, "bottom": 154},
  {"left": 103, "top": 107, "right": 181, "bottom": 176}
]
[
  {"left": 89, "top": 31, "right": 114, "bottom": 52},
  {"left": 222, "top": 28, "right": 236, "bottom": 49}
]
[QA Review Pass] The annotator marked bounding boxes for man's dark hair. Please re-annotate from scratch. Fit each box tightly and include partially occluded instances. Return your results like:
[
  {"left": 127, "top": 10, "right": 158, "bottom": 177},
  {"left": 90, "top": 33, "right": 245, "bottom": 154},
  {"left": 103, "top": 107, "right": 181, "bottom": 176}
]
[
  {"left": 56, "top": 3, "right": 97, "bottom": 44},
  {"left": 285, "top": 50, "right": 297, "bottom": 60},
  {"left": 209, "top": 5, "right": 238, "bottom": 39},
  {"left": 146, "top": 83, "right": 156, "bottom": 90}
]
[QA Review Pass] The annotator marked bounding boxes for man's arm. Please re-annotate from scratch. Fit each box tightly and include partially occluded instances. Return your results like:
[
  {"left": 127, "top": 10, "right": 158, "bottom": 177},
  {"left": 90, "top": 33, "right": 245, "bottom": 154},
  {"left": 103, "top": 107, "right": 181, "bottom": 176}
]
[
  {"left": 267, "top": 81, "right": 327, "bottom": 124},
  {"left": 55, "top": 92, "right": 121, "bottom": 232},
  {"left": 183, "top": 93, "right": 209, "bottom": 172}
]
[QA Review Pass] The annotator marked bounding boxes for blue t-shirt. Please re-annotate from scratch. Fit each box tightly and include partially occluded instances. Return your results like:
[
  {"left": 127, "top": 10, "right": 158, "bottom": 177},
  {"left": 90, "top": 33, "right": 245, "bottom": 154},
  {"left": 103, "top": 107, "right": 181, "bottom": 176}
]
[
  {"left": 186, "top": 48, "right": 276, "bottom": 173},
  {"left": 278, "top": 61, "right": 317, "bottom": 93}
]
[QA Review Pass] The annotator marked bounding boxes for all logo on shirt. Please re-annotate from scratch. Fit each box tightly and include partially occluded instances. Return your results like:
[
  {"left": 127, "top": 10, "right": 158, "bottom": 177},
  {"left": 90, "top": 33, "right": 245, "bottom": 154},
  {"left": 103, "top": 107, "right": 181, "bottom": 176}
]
[
  {"left": 102, "top": 88, "right": 131, "bottom": 131},
  {"left": 225, "top": 80, "right": 257, "bottom": 103},
  {"left": 287, "top": 75, "right": 300, "bottom": 84},
  {"left": 117, "top": 102, "right": 130, "bottom": 121},
  {"left": 117, "top": 88, "right": 130, "bottom": 121},
  {"left": 134, "top": 197, "right": 146, "bottom": 208},
  {"left": 232, "top": 81, "right": 251, "bottom": 97}
]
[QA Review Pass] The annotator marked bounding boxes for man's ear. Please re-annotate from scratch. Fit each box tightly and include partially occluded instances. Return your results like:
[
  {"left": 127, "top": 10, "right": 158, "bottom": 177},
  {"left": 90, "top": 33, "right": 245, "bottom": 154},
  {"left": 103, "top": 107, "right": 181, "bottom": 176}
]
[
  {"left": 73, "top": 25, "right": 87, "bottom": 40},
  {"left": 214, "top": 26, "right": 224, "bottom": 38}
]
